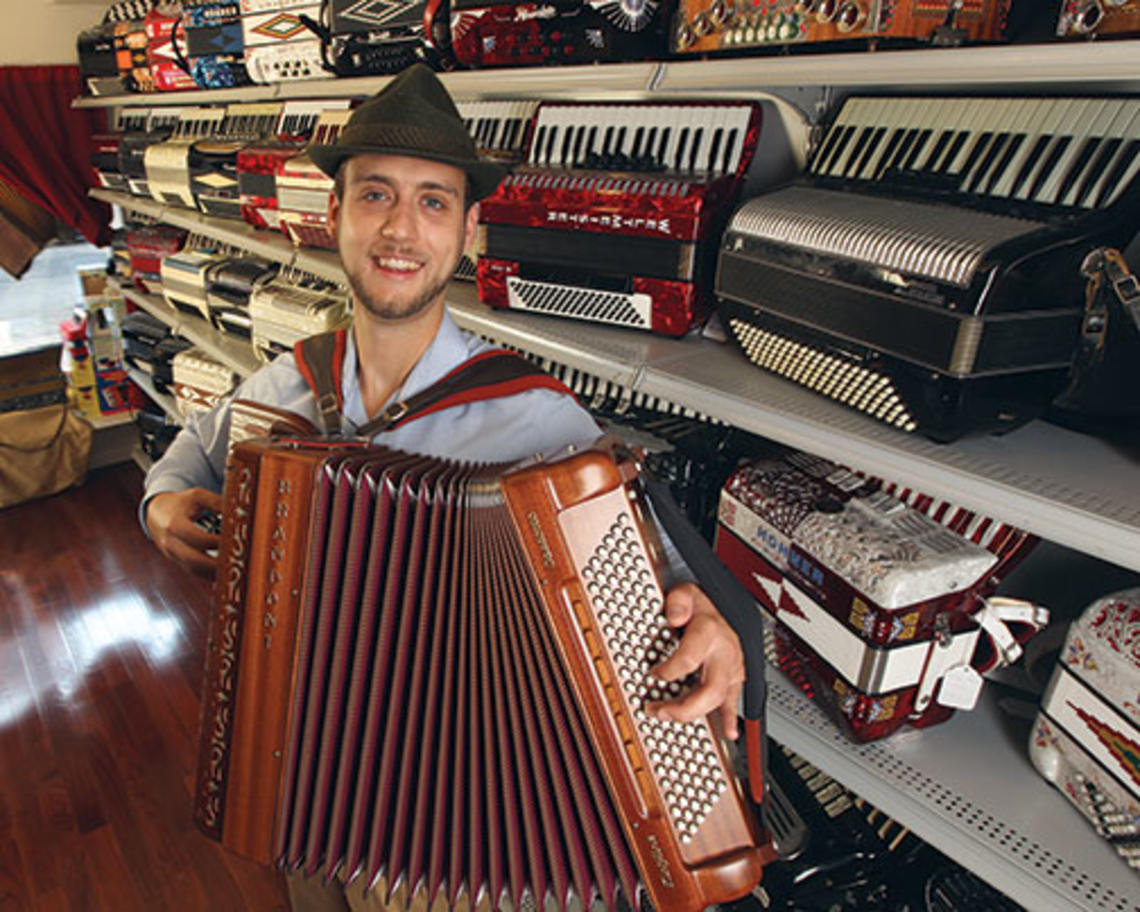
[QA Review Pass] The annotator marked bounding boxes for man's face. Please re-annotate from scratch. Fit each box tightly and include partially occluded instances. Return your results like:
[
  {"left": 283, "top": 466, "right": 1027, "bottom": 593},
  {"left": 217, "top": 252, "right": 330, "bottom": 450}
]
[{"left": 330, "top": 153, "right": 477, "bottom": 324}]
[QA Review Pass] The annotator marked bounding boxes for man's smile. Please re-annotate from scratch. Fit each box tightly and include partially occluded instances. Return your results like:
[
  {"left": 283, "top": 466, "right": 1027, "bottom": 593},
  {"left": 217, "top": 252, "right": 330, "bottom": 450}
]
[{"left": 370, "top": 254, "right": 423, "bottom": 274}]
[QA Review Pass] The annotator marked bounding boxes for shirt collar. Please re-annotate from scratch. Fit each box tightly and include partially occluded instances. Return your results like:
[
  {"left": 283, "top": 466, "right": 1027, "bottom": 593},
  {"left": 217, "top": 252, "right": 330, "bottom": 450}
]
[{"left": 340, "top": 308, "right": 470, "bottom": 429}]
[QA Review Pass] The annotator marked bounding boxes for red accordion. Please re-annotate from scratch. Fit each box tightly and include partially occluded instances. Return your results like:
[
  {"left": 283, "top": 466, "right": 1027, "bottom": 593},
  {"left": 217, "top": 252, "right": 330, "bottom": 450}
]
[
  {"left": 126, "top": 224, "right": 189, "bottom": 294},
  {"left": 476, "top": 100, "right": 762, "bottom": 337},
  {"left": 195, "top": 431, "right": 774, "bottom": 911},
  {"left": 715, "top": 447, "right": 1045, "bottom": 742}
]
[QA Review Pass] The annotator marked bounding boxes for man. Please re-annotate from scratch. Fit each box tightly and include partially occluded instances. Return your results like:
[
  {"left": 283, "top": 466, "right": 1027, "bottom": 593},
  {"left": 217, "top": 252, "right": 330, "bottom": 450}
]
[{"left": 142, "top": 64, "right": 746, "bottom": 911}]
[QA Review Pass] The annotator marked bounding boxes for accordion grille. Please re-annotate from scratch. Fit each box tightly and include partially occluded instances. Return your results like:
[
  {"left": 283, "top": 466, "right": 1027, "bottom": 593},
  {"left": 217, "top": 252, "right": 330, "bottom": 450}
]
[
  {"left": 729, "top": 186, "right": 1038, "bottom": 288},
  {"left": 508, "top": 277, "right": 651, "bottom": 330},
  {"left": 727, "top": 318, "right": 918, "bottom": 432}
]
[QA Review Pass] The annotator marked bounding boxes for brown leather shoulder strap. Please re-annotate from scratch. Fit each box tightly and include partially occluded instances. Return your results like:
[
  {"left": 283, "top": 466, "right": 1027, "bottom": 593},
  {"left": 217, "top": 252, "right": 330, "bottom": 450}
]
[{"left": 294, "top": 334, "right": 577, "bottom": 439}]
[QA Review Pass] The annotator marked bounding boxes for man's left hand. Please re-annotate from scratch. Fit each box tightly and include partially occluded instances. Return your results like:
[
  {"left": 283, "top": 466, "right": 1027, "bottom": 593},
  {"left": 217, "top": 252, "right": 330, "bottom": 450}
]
[{"left": 647, "top": 580, "right": 745, "bottom": 739}]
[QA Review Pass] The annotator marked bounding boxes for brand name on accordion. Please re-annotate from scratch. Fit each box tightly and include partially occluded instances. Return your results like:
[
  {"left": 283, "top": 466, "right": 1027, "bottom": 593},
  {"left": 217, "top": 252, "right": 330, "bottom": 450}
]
[
  {"left": 647, "top": 834, "right": 674, "bottom": 888},
  {"left": 546, "top": 211, "right": 672, "bottom": 234},
  {"left": 526, "top": 510, "right": 555, "bottom": 569}
]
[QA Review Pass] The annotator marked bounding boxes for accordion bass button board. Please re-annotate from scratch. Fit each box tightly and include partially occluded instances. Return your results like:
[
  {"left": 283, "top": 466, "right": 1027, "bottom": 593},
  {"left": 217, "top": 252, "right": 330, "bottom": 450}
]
[{"left": 195, "top": 436, "right": 773, "bottom": 912}]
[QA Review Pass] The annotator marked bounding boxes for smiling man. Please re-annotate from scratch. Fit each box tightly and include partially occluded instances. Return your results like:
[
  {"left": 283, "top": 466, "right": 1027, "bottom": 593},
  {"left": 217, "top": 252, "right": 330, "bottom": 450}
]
[{"left": 139, "top": 64, "right": 748, "bottom": 912}]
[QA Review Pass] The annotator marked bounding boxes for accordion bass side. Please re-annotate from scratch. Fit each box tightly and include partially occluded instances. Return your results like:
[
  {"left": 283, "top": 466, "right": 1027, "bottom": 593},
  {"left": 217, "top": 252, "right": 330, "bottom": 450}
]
[
  {"left": 195, "top": 435, "right": 773, "bottom": 911},
  {"left": 716, "top": 94, "right": 1140, "bottom": 441}
]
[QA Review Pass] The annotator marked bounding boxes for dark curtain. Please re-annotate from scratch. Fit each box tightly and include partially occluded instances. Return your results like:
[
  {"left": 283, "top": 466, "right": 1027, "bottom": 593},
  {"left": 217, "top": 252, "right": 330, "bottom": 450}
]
[{"left": 0, "top": 65, "right": 111, "bottom": 248}]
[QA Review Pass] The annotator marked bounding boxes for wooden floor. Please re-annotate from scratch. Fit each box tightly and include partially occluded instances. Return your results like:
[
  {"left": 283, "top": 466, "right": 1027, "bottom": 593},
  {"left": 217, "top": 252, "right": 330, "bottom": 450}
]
[{"left": 0, "top": 461, "right": 290, "bottom": 911}]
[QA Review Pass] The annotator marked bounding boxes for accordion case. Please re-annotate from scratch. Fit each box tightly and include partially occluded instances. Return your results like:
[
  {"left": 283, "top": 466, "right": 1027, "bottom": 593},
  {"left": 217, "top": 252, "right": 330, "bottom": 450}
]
[
  {"left": 450, "top": 0, "right": 671, "bottom": 67},
  {"left": 714, "top": 447, "right": 1044, "bottom": 742},
  {"left": 1030, "top": 588, "right": 1140, "bottom": 872},
  {"left": 671, "top": 0, "right": 1012, "bottom": 55},
  {"left": 716, "top": 94, "right": 1140, "bottom": 442},
  {"left": 327, "top": 0, "right": 452, "bottom": 76},
  {"left": 195, "top": 435, "right": 773, "bottom": 911},
  {"left": 477, "top": 100, "right": 761, "bottom": 337}
]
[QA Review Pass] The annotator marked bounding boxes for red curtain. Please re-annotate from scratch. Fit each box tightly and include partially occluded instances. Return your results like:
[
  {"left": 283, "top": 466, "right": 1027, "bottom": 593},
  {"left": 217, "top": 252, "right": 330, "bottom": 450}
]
[{"left": 0, "top": 65, "right": 111, "bottom": 248}]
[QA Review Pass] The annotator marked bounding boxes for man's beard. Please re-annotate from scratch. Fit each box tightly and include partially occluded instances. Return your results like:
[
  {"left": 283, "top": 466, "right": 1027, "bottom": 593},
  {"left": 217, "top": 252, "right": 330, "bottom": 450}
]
[{"left": 343, "top": 261, "right": 453, "bottom": 323}]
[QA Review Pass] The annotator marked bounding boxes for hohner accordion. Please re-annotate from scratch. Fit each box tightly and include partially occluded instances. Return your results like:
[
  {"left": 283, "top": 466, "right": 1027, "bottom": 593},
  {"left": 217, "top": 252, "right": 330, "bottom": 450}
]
[
  {"left": 77, "top": 22, "right": 123, "bottom": 95},
  {"left": 1057, "top": 0, "right": 1140, "bottom": 38},
  {"left": 454, "top": 99, "right": 538, "bottom": 280},
  {"left": 1030, "top": 587, "right": 1140, "bottom": 872},
  {"left": 145, "top": 2, "right": 199, "bottom": 92},
  {"left": 195, "top": 433, "right": 773, "bottom": 911},
  {"left": 191, "top": 102, "right": 285, "bottom": 219},
  {"left": 204, "top": 255, "right": 280, "bottom": 337},
  {"left": 127, "top": 223, "right": 188, "bottom": 293},
  {"left": 714, "top": 445, "right": 1045, "bottom": 742},
  {"left": 450, "top": 0, "right": 670, "bottom": 68},
  {"left": 118, "top": 107, "right": 182, "bottom": 196},
  {"left": 182, "top": 0, "right": 253, "bottom": 88},
  {"left": 716, "top": 94, "right": 1140, "bottom": 441},
  {"left": 161, "top": 236, "right": 231, "bottom": 319},
  {"left": 146, "top": 106, "right": 229, "bottom": 207},
  {"left": 172, "top": 345, "right": 239, "bottom": 417},
  {"left": 478, "top": 100, "right": 761, "bottom": 337},
  {"left": 114, "top": 18, "right": 154, "bottom": 93},
  {"left": 277, "top": 108, "right": 354, "bottom": 249},
  {"left": 326, "top": 0, "right": 452, "bottom": 76},
  {"left": 241, "top": 0, "right": 327, "bottom": 83},
  {"left": 248, "top": 267, "right": 351, "bottom": 362},
  {"left": 672, "top": 0, "right": 1011, "bottom": 55},
  {"left": 238, "top": 100, "right": 351, "bottom": 231}
]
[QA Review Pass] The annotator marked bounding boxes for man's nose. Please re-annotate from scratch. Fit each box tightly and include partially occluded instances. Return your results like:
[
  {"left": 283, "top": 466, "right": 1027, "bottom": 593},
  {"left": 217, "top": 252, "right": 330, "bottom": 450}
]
[{"left": 380, "top": 197, "right": 416, "bottom": 240}]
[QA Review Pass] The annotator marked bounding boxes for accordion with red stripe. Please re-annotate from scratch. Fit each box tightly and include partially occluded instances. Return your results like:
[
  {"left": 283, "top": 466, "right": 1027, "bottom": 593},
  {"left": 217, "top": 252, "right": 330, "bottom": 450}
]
[
  {"left": 714, "top": 446, "right": 1045, "bottom": 742},
  {"left": 195, "top": 434, "right": 775, "bottom": 910},
  {"left": 476, "top": 100, "right": 762, "bottom": 337}
]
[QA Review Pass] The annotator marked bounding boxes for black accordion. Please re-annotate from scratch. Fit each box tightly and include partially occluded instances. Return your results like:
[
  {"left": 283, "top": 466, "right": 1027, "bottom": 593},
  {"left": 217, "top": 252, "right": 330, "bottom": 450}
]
[{"left": 716, "top": 94, "right": 1140, "bottom": 442}]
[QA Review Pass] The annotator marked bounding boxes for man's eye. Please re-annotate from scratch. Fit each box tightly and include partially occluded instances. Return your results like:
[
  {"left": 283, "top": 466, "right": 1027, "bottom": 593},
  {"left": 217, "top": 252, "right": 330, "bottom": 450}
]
[
  {"left": 423, "top": 197, "right": 447, "bottom": 211},
  {"left": 363, "top": 190, "right": 387, "bottom": 202}
]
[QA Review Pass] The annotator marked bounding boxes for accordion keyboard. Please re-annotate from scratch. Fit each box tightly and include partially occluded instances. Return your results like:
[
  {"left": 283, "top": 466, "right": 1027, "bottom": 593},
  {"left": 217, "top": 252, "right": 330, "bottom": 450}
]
[
  {"left": 276, "top": 100, "right": 349, "bottom": 141},
  {"left": 528, "top": 102, "right": 756, "bottom": 176},
  {"left": 812, "top": 95, "right": 1140, "bottom": 211},
  {"left": 459, "top": 100, "right": 538, "bottom": 161}
]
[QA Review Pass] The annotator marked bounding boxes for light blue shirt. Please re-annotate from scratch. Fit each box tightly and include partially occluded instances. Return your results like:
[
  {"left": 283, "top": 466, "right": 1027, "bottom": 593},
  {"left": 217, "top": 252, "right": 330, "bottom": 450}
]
[{"left": 141, "top": 308, "right": 603, "bottom": 523}]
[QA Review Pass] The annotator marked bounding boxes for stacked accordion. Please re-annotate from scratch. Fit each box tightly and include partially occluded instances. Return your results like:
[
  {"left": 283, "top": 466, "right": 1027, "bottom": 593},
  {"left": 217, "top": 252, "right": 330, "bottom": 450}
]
[{"left": 195, "top": 428, "right": 774, "bottom": 910}]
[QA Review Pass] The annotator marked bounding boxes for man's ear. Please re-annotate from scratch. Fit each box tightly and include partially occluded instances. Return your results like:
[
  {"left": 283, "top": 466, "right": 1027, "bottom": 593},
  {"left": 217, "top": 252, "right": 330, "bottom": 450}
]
[
  {"left": 464, "top": 202, "right": 479, "bottom": 253},
  {"left": 328, "top": 190, "right": 341, "bottom": 237}
]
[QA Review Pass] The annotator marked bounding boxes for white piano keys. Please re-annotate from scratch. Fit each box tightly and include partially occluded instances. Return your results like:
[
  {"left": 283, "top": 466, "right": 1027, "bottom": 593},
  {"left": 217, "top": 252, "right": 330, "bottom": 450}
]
[
  {"left": 1061, "top": 99, "right": 1140, "bottom": 209},
  {"left": 866, "top": 97, "right": 931, "bottom": 181},
  {"left": 1032, "top": 98, "right": 1113, "bottom": 205},
  {"left": 959, "top": 97, "right": 1026, "bottom": 193},
  {"left": 944, "top": 97, "right": 1006, "bottom": 180},
  {"left": 989, "top": 98, "right": 1065, "bottom": 199}
]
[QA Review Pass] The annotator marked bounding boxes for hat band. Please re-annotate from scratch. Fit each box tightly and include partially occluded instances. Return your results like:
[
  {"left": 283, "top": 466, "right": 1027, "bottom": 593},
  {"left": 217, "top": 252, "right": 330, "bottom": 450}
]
[{"left": 335, "top": 122, "right": 478, "bottom": 162}]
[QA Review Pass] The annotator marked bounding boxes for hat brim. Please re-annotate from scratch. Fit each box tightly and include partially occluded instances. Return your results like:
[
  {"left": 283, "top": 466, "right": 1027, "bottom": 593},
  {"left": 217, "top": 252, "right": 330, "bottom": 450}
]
[{"left": 308, "top": 143, "right": 509, "bottom": 203}]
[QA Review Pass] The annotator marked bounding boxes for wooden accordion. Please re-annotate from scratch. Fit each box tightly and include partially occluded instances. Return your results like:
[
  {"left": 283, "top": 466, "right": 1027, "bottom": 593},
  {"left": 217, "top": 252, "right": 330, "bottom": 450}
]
[{"left": 193, "top": 429, "right": 772, "bottom": 912}]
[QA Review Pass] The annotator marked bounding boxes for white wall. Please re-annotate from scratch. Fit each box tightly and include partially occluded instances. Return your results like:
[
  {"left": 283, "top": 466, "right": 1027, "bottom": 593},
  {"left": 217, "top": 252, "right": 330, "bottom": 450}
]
[{"left": 0, "top": 1, "right": 108, "bottom": 66}]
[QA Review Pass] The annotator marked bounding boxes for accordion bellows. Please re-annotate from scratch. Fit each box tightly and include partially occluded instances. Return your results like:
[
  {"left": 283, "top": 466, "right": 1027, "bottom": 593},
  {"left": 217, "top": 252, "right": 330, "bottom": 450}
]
[
  {"left": 1030, "top": 588, "right": 1140, "bottom": 871},
  {"left": 195, "top": 434, "right": 771, "bottom": 911}
]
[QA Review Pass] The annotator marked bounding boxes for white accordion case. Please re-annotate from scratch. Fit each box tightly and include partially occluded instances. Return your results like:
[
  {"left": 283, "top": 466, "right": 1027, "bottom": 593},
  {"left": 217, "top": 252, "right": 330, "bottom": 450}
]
[{"left": 1030, "top": 588, "right": 1140, "bottom": 872}]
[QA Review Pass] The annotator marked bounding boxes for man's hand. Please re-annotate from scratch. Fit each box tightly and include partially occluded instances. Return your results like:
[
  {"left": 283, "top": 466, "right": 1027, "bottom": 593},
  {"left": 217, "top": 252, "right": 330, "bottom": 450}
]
[
  {"left": 145, "top": 488, "right": 223, "bottom": 580},
  {"left": 647, "top": 581, "right": 746, "bottom": 739}
]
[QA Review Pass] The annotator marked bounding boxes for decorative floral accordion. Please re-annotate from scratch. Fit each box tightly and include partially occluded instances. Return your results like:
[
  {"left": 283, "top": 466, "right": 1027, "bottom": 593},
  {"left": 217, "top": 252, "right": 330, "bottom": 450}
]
[
  {"left": 1030, "top": 588, "right": 1140, "bottom": 872},
  {"left": 714, "top": 446, "right": 1045, "bottom": 742}
]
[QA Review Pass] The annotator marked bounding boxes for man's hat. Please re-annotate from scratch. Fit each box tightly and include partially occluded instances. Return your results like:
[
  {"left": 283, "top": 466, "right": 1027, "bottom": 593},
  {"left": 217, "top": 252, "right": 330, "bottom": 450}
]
[{"left": 307, "top": 64, "right": 508, "bottom": 202}]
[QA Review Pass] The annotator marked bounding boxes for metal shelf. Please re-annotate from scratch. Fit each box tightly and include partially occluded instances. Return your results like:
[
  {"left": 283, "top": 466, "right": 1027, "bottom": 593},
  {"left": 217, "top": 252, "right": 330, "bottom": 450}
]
[
  {"left": 113, "top": 280, "right": 261, "bottom": 379},
  {"left": 447, "top": 288, "right": 1140, "bottom": 574},
  {"left": 126, "top": 364, "right": 180, "bottom": 422},
  {"left": 768, "top": 673, "right": 1140, "bottom": 912}
]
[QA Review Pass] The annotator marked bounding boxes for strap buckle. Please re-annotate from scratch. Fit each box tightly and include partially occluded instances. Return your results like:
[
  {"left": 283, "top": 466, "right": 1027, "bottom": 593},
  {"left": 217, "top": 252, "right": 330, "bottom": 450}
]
[{"left": 379, "top": 400, "right": 409, "bottom": 429}]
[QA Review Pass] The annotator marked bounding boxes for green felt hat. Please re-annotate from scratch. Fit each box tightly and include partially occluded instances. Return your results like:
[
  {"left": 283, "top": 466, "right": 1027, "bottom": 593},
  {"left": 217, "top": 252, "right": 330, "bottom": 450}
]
[{"left": 307, "top": 64, "right": 508, "bottom": 202}]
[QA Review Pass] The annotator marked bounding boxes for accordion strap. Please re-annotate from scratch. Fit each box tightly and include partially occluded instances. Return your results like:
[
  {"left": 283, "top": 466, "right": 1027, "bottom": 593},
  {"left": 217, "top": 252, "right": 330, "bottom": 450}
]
[{"left": 294, "top": 328, "right": 577, "bottom": 438}]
